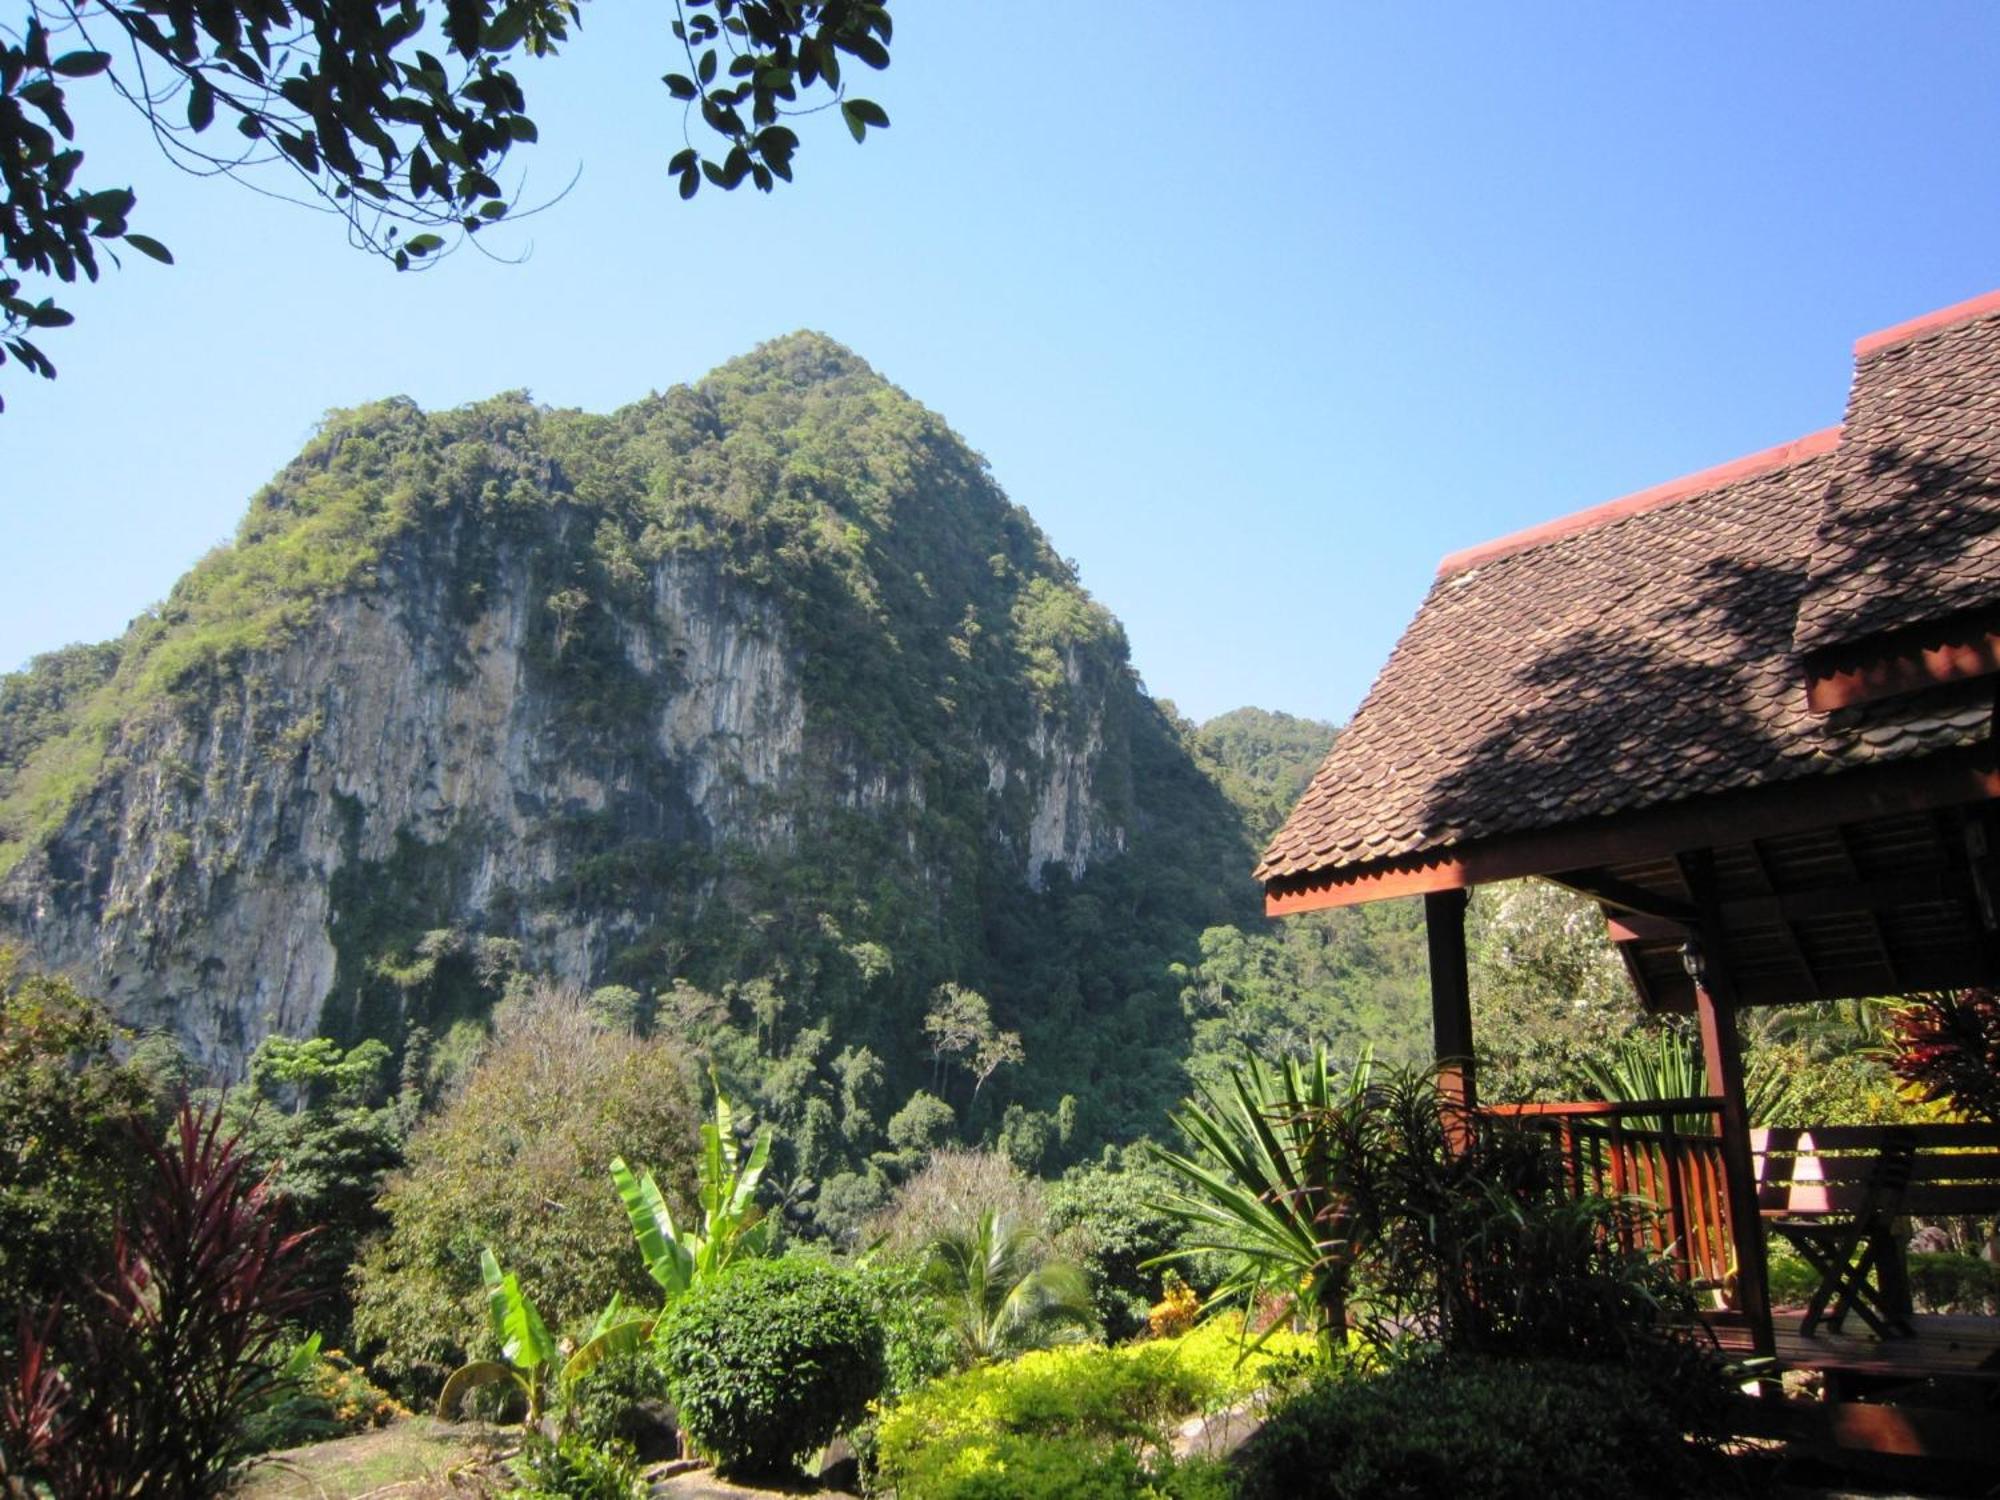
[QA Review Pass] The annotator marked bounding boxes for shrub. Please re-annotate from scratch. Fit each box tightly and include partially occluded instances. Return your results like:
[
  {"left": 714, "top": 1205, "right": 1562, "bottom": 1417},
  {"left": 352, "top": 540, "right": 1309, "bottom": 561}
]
[
  {"left": 0, "top": 949, "right": 158, "bottom": 1334},
  {"left": 242, "top": 1341, "right": 407, "bottom": 1452},
  {"left": 509, "top": 1431, "right": 643, "bottom": 1500},
  {"left": 658, "top": 1257, "right": 886, "bottom": 1479},
  {"left": 1906, "top": 1252, "right": 2000, "bottom": 1315},
  {"left": 1235, "top": 1358, "right": 1724, "bottom": 1500},
  {"left": 870, "top": 1322, "right": 1311, "bottom": 1498},
  {"left": 350, "top": 985, "right": 701, "bottom": 1396},
  {"left": 1146, "top": 1274, "right": 1200, "bottom": 1340},
  {"left": 889, "top": 1433, "right": 1231, "bottom": 1500},
  {"left": 1046, "top": 1149, "right": 1201, "bottom": 1341},
  {"left": 857, "top": 1258, "right": 957, "bottom": 1400},
  {"left": 561, "top": 1343, "right": 679, "bottom": 1461},
  {"left": 1887, "top": 989, "right": 2000, "bottom": 1124}
]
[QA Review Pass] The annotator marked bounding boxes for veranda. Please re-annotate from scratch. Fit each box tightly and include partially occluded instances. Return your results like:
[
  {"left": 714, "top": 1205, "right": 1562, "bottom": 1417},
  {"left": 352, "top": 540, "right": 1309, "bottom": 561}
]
[{"left": 1258, "top": 289, "right": 2000, "bottom": 1467}]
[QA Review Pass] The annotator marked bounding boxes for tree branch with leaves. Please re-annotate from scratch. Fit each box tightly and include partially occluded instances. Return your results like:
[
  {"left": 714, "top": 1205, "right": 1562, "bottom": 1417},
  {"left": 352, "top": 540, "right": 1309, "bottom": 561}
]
[{"left": 1, "top": 0, "right": 893, "bottom": 408}]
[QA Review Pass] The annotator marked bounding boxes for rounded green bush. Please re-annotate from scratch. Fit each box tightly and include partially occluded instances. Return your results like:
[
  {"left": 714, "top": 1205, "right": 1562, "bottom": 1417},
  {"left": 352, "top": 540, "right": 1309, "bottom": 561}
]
[
  {"left": 1235, "top": 1357, "right": 1721, "bottom": 1500},
  {"left": 658, "top": 1257, "right": 887, "bottom": 1478}
]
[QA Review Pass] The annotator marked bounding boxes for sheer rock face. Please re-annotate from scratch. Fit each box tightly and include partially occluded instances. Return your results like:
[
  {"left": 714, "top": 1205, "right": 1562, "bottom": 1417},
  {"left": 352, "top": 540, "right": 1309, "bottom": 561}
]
[{"left": 0, "top": 522, "right": 1119, "bottom": 1075}]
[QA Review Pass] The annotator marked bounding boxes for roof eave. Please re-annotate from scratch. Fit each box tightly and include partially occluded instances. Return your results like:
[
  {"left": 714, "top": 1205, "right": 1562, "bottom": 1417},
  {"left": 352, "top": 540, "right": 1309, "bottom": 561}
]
[{"left": 1262, "top": 741, "right": 2000, "bottom": 917}]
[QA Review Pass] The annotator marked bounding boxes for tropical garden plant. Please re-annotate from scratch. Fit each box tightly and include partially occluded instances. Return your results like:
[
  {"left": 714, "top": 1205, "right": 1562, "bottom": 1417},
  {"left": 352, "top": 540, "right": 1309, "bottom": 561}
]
[
  {"left": 1885, "top": 988, "right": 2000, "bottom": 1123},
  {"left": 0, "top": 1103, "right": 314, "bottom": 1498},
  {"left": 434, "top": 1249, "right": 649, "bottom": 1426},
  {"left": 919, "top": 1207, "right": 1095, "bottom": 1366},
  {"left": 1149, "top": 1045, "right": 1376, "bottom": 1351},
  {"left": 1582, "top": 1023, "right": 1797, "bottom": 1132},
  {"left": 610, "top": 1083, "right": 773, "bottom": 1307}
]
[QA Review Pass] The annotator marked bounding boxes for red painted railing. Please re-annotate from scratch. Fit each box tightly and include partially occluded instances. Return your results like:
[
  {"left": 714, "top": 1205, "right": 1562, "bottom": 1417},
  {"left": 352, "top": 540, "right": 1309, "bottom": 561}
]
[{"left": 1481, "top": 1098, "right": 1734, "bottom": 1288}]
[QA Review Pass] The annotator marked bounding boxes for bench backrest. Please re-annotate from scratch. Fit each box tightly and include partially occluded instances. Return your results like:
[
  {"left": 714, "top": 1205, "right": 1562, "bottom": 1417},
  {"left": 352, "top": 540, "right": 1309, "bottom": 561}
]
[{"left": 1751, "top": 1123, "right": 2000, "bottom": 1218}]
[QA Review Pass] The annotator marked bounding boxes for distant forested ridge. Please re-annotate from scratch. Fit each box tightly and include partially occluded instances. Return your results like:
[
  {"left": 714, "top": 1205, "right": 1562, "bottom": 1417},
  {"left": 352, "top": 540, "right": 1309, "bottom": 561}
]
[{"left": 0, "top": 334, "right": 1427, "bottom": 1222}]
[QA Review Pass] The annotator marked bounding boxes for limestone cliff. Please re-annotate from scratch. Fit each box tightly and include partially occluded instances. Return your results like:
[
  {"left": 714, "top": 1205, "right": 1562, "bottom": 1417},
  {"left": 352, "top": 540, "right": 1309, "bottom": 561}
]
[{"left": 0, "top": 337, "right": 1240, "bottom": 1095}]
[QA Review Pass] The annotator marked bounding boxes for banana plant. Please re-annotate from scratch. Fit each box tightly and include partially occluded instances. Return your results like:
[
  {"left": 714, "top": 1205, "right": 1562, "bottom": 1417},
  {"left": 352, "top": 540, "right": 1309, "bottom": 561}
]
[
  {"left": 436, "top": 1249, "right": 651, "bottom": 1424},
  {"left": 611, "top": 1085, "right": 772, "bottom": 1306}
]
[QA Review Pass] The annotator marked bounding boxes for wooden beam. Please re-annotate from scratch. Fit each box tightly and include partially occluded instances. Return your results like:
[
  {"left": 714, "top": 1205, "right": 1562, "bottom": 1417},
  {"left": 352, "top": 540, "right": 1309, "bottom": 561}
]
[
  {"left": 1264, "top": 745, "right": 2000, "bottom": 916},
  {"left": 1425, "top": 889, "right": 1476, "bottom": 1113},
  {"left": 1742, "top": 838, "right": 1823, "bottom": 1000},
  {"left": 1830, "top": 825, "right": 1904, "bottom": 989},
  {"left": 1552, "top": 869, "right": 1697, "bottom": 925},
  {"left": 1606, "top": 912, "right": 1690, "bottom": 943},
  {"left": 1680, "top": 852, "right": 1776, "bottom": 1361}
]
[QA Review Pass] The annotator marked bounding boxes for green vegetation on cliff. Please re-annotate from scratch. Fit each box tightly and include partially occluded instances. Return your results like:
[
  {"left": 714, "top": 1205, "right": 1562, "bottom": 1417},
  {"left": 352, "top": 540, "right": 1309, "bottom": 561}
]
[{"left": 0, "top": 334, "right": 1431, "bottom": 1223}]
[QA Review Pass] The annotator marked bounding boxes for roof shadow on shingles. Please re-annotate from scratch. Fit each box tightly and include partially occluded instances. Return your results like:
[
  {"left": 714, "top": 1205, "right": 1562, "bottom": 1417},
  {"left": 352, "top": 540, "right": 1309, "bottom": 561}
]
[
  {"left": 1795, "top": 302, "right": 2000, "bottom": 657},
  {"left": 1794, "top": 439, "right": 2000, "bottom": 663},
  {"left": 1255, "top": 451, "right": 1836, "bottom": 881},
  {"left": 1414, "top": 551, "right": 1806, "bottom": 860}
]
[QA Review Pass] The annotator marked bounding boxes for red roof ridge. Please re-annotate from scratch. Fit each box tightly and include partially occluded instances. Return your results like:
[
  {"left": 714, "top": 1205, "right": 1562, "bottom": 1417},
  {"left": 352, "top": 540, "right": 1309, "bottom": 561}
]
[
  {"left": 1854, "top": 287, "right": 2000, "bottom": 360},
  {"left": 1435, "top": 426, "right": 1844, "bottom": 580}
]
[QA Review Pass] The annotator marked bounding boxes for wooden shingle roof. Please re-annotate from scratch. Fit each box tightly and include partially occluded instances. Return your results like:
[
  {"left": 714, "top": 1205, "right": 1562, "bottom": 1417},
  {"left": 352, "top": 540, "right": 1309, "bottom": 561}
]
[
  {"left": 1795, "top": 290, "right": 2000, "bottom": 659},
  {"left": 1260, "top": 292, "right": 2000, "bottom": 912}
]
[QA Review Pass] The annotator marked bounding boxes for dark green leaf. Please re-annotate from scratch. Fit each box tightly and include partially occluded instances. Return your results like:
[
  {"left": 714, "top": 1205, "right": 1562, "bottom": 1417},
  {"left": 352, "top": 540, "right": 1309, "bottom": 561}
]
[
  {"left": 123, "top": 234, "right": 173, "bottom": 265},
  {"left": 50, "top": 51, "right": 111, "bottom": 78}
]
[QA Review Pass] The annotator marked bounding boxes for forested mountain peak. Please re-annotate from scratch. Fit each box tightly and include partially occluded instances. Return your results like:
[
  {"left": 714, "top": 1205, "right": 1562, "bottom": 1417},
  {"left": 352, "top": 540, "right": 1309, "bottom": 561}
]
[
  {"left": 0, "top": 338, "right": 1440, "bottom": 1237},
  {"left": 1191, "top": 707, "right": 1338, "bottom": 845},
  {"left": 698, "top": 329, "right": 888, "bottom": 398}
]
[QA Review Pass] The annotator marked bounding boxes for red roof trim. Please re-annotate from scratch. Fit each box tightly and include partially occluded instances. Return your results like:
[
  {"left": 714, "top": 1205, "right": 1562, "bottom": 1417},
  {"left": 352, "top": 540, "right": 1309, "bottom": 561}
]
[
  {"left": 1262, "top": 743, "right": 2000, "bottom": 914},
  {"left": 1804, "top": 612, "right": 2000, "bottom": 711},
  {"left": 1434, "top": 426, "right": 1843, "bottom": 580},
  {"left": 1854, "top": 287, "right": 2000, "bottom": 360}
]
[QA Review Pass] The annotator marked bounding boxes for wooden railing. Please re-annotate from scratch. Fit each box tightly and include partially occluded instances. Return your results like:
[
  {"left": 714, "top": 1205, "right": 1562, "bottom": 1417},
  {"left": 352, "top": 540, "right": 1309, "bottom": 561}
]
[{"left": 1481, "top": 1098, "right": 1734, "bottom": 1288}]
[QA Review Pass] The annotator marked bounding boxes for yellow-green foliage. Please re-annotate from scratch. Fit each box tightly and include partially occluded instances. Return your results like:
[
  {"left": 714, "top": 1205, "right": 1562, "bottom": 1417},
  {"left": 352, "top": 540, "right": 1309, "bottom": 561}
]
[{"left": 870, "top": 1322, "right": 1310, "bottom": 1499}]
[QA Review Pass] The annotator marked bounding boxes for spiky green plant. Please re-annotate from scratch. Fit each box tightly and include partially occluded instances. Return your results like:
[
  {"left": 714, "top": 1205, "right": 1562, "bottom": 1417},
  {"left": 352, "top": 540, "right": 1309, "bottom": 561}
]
[
  {"left": 1582, "top": 1026, "right": 1797, "bottom": 1132},
  {"left": 1148, "top": 1046, "right": 1375, "bottom": 1352}
]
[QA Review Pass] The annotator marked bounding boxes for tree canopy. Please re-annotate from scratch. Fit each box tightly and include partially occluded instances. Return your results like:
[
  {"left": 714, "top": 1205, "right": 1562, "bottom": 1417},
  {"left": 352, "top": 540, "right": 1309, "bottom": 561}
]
[{"left": 0, "top": 0, "right": 893, "bottom": 407}]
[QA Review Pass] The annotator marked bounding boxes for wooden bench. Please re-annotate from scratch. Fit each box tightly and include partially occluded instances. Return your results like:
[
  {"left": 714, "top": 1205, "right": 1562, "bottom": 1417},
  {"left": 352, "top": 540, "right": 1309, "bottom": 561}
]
[{"left": 1752, "top": 1123, "right": 2000, "bottom": 1336}]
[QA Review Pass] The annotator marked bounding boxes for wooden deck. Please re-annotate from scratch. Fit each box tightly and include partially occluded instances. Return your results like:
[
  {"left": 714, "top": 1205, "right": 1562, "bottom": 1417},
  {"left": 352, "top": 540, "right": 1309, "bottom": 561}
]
[
  {"left": 1707, "top": 1313, "right": 2000, "bottom": 1472},
  {"left": 1706, "top": 1310, "right": 2000, "bottom": 1381}
]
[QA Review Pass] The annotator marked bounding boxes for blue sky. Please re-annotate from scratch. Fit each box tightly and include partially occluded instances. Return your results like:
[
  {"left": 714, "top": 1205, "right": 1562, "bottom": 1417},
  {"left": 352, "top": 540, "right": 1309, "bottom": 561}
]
[{"left": 4, "top": 3, "right": 1998, "bottom": 725}]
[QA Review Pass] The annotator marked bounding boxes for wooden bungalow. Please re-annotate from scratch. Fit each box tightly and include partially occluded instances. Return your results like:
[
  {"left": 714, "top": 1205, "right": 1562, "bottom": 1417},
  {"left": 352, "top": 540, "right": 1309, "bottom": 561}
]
[{"left": 1258, "top": 289, "right": 2000, "bottom": 1465}]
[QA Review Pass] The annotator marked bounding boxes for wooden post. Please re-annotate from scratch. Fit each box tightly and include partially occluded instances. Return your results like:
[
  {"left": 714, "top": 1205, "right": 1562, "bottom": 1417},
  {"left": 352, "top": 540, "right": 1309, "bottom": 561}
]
[
  {"left": 1425, "top": 888, "right": 1476, "bottom": 1113},
  {"left": 1680, "top": 851, "right": 1776, "bottom": 1361}
]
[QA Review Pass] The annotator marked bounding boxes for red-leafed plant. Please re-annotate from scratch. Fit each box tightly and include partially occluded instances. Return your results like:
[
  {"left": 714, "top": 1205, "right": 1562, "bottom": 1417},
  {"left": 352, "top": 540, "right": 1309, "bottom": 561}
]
[
  {"left": 0, "top": 1102, "right": 315, "bottom": 1498},
  {"left": 0, "top": 1308, "right": 70, "bottom": 1498},
  {"left": 1886, "top": 989, "right": 2000, "bottom": 1125}
]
